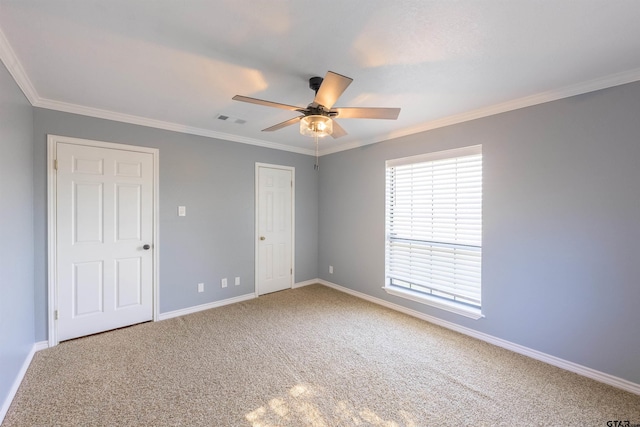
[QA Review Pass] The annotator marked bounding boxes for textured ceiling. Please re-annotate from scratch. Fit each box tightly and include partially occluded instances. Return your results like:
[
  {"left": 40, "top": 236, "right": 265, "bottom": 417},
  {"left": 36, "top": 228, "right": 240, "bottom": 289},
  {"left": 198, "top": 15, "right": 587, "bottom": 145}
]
[{"left": 2, "top": 0, "right": 640, "bottom": 155}]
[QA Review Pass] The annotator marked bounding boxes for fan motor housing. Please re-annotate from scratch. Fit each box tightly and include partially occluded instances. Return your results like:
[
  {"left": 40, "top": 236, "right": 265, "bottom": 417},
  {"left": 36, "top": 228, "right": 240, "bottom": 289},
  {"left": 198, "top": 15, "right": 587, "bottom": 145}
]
[{"left": 306, "top": 104, "right": 336, "bottom": 117}]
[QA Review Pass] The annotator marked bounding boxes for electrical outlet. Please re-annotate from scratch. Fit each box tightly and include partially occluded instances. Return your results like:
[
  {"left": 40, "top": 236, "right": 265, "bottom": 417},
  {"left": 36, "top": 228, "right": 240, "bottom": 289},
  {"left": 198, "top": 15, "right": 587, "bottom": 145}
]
[
  {"left": 221, "top": 278, "right": 227, "bottom": 288},
  {"left": 329, "top": 265, "right": 333, "bottom": 274},
  {"left": 235, "top": 277, "right": 240, "bottom": 286},
  {"left": 197, "top": 283, "right": 204, "bottom": 293}
]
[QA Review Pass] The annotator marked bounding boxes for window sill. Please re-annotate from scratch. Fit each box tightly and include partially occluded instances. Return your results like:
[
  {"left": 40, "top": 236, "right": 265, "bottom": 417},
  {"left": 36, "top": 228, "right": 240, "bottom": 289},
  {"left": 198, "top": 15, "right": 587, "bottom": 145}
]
[{"left": 383, "top": 286, "right": 484, "bottom": 320}]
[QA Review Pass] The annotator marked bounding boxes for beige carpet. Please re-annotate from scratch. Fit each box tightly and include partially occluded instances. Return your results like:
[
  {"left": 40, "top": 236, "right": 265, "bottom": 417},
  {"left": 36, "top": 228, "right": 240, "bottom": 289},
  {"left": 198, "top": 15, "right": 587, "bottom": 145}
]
[{"left": 4, "top": 284, "right": 640, "bottom": 426}]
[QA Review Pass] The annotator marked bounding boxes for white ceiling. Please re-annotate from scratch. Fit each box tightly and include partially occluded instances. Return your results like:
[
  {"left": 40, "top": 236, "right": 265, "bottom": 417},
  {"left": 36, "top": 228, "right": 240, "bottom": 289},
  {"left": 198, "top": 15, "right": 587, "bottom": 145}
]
[{"left": 2, "top": 1, "right": 640, "bottom": 155}]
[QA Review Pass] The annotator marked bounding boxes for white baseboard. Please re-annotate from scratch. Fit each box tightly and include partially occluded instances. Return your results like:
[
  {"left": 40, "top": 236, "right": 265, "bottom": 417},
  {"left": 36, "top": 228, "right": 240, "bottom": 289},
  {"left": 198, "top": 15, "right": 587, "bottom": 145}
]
[
  {"left": 293, "top": 279, "right": 318, "bottom": 288},
  {"left": 159, "top": 281, "right": 318, "bottom": 321},
  {"left": 34, "top": 341, "right": 49, "bottom": 351},
  {"left": 158, "top": 293, "right": 255, "bottom": 321},
  {"left": 0, "top": 340, "right": 46, "bottom": 424},
  {"left": 317, "top": 278, "right": 640, "bottom": 396}
]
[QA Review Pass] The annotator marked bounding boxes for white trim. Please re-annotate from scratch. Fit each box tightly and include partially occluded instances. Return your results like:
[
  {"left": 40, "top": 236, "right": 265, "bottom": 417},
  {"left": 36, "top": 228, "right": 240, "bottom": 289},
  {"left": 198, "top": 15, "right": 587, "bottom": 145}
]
[
  {"left": 386, "top": 145, "right": 482, "bottom": 168},
  {"left": 30, "top": 67, "right": 640, "bottom": 157},
  {"left": 254, "top": 163, "right": 295, "bottom": 297},
  {"left": 158, "top": 293, "right": 255, "bottom": 321},
  {"left": 47, "top": 135, "right": 160, "bottom": 346},
  {"left": 152, "top": 143, "right": 160, "bottom": 323},
  {"left": 36, "top": 98, "right": 316, "bottom": 156},
  {"left": 319, "top": 67, "right": 640, "bottom": 156},
  {"left": 34, "top": 341, "right": 49, "bottom": 351},
  {"left": 293, "top": 279, "right": 318, "bottom": 289},
  {"left": 47, "top": 138, "right": 57, "bottom": 347},
  {"left": 383, "top": 285, "right": 483, "bottom": 320},
  {"left": 0, "top": 27, "right": 38, "bottom": 104},
  {"left": 317, "top": 279, "right": 640, "bottom": 396},
  {"left": 0, "top": 342, "right": 39, "bottom": 424}
]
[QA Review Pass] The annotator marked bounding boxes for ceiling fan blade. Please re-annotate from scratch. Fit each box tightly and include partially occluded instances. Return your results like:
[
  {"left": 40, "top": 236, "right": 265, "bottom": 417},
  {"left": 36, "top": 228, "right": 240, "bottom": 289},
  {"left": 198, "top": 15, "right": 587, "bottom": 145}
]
[
  {"left": 262, "top": 116, "right": 302, "bottom": 132},
  {"left": 330, "top": 120, "right": 348, "bottom": 139},
  {"left": 313, "top": 71, "right": 353, "bottom": 109},
  {"left": 232, "top": 95, "right": 302, "bottom": 111},
  {"left": 334, "top": 107, "right": 401, "bottom": 120}
]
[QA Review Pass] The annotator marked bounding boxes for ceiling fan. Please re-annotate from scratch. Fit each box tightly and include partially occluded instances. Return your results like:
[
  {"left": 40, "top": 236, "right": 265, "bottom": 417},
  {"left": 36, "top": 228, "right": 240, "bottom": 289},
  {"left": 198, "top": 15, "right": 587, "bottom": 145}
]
[{"left": 232, "top": 71, "right": 400, "bottom": 139}]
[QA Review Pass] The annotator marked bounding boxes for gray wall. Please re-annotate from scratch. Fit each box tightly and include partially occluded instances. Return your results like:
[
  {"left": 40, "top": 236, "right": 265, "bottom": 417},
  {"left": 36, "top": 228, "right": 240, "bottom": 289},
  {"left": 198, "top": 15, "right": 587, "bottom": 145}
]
[
  {"left": 0, "top": 62, "right": 35, "bottom": 406},
  {"left": 33, "top": 109, "right": 318, "bottom": 340},
  {"left": 318, "top": 81, "right": 640, "bottom": 384}
]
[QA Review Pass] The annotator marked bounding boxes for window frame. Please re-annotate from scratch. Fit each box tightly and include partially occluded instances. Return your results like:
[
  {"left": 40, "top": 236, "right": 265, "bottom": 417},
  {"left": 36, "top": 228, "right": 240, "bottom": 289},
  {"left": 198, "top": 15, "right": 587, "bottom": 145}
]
[{"left": 384, "top": 145, "right": 484, "bottom": 320}]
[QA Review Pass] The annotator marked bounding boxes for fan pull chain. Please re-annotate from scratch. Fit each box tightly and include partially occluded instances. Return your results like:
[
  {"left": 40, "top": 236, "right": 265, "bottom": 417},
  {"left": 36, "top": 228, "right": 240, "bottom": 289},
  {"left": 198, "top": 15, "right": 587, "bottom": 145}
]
[{"left": 314, "top": 134, "right": 319, "bottom": 171}]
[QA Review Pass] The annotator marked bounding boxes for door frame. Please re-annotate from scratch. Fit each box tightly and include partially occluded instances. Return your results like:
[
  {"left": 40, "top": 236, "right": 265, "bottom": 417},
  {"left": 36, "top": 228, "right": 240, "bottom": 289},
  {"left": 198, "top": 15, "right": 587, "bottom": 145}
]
[
  {"left": 47, "top": 134, "right": 159, "bottom": 347},
  {"left": 254, "top": 163, "right": 295, "bottom": 297}
]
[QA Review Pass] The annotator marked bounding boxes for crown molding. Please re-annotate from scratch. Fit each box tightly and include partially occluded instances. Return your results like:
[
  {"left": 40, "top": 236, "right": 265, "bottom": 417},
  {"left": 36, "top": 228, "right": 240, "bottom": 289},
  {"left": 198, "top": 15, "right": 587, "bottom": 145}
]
[
  {"left": 34, "top": 97, "right": 315, "bottom": 155},
  {"left": 0, "top": 27, "right": 38, "bottom": 104},
  {"left": 319, "top": 67, "right": 640, "bottom": 156}
]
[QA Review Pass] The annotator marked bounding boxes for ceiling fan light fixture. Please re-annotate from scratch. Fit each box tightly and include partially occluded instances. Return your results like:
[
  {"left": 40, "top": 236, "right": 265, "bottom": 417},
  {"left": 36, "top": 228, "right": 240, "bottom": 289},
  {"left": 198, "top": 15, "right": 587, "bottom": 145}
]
[
  {"left": 233, "top": 71, "right": 400, "bottom": 140},
  {"left": 300, "top": 115, "right": 333, "bottom": 138}
]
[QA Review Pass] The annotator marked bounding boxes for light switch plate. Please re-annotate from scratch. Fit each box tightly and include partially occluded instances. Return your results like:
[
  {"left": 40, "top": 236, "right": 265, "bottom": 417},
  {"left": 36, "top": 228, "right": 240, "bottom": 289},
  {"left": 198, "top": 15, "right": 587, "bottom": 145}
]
[{"left": 178, "top": 206, "right": 186, "bottom": 216}]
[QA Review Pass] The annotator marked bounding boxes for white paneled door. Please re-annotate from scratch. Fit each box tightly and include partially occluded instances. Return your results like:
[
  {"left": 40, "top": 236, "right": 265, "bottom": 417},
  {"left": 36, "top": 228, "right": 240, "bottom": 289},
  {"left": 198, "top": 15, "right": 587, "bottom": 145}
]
[
  {"left": 256, "top": 165, "right": 293, "bottom": 295},
  {"left": 55, "top": 141, "right": 154, "bottom": 341}
]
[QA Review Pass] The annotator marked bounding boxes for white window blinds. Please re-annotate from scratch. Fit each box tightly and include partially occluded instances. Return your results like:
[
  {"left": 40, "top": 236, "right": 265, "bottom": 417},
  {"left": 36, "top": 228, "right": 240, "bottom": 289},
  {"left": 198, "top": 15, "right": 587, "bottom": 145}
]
[{"left": 385, "top": 146, "right": 482, "bottom": 308}]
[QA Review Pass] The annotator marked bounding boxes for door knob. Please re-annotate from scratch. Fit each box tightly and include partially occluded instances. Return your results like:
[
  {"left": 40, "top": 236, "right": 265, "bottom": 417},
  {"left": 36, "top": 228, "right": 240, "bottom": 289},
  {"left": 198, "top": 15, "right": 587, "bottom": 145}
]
[
  {"left": 143, "top": 244, "right": 151, "bottom": 250},
  {"left": 260, "top": 236, "right": 266, "bottom": 241}
]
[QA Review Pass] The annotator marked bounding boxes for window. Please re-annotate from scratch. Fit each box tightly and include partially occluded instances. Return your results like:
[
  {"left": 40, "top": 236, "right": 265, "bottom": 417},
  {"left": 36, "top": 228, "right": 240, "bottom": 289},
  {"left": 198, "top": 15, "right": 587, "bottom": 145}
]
[{"left": 384, "top": 146, "right": 483, "bottom": 319}]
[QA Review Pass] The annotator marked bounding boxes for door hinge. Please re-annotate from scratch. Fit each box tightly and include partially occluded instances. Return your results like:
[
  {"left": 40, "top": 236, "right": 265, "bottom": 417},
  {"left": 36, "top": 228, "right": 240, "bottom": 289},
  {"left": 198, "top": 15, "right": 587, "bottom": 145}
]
[
  {"left": 290, "top": 268, "right": 292, "bottom": 274},
  {"left": 54, "top": 310, "right": 59, "bottom": 320},
  {"left": 54, "top": 159, "right": 58, "bottom": 170}
]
